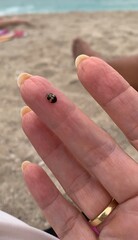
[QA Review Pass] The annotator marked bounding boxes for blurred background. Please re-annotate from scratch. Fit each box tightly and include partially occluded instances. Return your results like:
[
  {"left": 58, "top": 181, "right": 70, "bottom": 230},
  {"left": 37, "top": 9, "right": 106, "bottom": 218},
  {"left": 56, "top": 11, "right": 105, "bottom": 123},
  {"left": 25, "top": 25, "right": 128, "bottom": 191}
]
[{"left": 1, "top": 0, "right": 138, "bottom": 16}]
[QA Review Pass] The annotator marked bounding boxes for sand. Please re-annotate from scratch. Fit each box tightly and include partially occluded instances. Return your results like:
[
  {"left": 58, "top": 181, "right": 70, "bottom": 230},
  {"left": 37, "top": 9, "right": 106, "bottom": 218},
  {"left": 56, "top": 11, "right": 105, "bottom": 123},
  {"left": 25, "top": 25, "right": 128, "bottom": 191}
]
[{"left": 0, "top": 11, "right": 138, "bottom": 230}]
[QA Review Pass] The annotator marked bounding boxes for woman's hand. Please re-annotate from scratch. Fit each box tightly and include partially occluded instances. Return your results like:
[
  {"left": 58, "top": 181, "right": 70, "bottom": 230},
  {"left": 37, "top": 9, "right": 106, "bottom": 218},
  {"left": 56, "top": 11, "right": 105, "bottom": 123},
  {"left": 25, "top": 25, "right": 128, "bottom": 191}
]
[{"left": 18, "top": 56, "right": 138, "bottom": 239}]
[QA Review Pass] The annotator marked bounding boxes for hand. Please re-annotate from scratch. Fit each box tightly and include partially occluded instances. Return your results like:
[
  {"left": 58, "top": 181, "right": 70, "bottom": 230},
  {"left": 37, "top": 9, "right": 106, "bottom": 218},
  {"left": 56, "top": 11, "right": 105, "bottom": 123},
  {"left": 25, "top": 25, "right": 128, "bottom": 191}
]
[{"left": 18, "top": 56, "right": 138, "bottom": 239}]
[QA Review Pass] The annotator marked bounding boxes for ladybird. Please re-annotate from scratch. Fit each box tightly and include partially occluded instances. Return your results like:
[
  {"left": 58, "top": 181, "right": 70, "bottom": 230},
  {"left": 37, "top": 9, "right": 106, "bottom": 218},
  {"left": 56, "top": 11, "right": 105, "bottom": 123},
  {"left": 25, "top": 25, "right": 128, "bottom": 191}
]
[{"left": 47, "top": 93, "right": 57, "bottom": 103}]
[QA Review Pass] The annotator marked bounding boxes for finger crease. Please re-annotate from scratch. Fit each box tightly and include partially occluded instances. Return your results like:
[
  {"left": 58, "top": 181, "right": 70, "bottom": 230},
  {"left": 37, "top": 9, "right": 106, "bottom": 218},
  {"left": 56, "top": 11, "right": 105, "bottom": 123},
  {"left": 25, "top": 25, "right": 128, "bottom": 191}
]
[
  {"left": 42, "top": 191, "right": 60, "bottom": 212},
  {"left": 66, "top": 172, "right": 91, "bottom": 198},
  {"left": 59, "top": 211, "right": 81, "bottom": 239},
  {"left": 103, "top": 85, "right": 130, "bottom": 108}
]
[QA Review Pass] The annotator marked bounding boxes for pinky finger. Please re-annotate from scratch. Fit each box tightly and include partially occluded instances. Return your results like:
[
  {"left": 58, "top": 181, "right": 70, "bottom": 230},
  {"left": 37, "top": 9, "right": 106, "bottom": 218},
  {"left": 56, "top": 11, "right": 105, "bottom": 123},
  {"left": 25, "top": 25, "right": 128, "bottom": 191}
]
[{"left": 22, "top": 162, "right": 97, "bottom": 240}]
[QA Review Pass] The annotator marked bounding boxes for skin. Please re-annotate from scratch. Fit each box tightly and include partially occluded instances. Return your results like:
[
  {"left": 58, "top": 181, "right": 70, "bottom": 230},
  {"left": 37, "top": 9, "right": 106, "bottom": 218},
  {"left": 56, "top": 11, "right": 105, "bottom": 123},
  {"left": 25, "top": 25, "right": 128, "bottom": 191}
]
[{"left": 19, "top": 57, "right": 138, "bottom": 239}]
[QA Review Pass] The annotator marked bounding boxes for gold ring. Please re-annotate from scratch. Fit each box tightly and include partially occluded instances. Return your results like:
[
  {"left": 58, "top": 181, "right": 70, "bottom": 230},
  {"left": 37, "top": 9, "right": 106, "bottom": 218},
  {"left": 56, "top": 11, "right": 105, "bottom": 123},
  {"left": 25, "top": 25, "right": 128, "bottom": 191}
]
[{"left": 89, "top": 199, "right": 118, "bottom": 227}]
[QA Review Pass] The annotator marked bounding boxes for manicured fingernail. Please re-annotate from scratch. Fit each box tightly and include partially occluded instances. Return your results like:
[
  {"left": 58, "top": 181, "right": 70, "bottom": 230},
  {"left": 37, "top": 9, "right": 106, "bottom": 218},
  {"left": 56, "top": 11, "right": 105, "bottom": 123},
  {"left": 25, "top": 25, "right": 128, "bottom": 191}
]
[
  {"left": 17, "top": 72, "right": 32, "bottom": 87},
  {"left": 21, "top": 161, "right": 31, "bottom": 171},
  {"left": 75, "top": 54, "right": 89, "bottom": 68},
  {"left": 20, "top": 106, "right": 32, "bottom": 117}
]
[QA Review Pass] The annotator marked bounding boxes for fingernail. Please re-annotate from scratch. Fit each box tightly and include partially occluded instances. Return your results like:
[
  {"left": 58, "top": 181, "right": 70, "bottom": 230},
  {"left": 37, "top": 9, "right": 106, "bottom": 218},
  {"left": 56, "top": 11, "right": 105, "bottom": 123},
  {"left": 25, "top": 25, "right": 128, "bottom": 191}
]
[
  {"left": 17, "top": 72, "right": 32, "bottom": 87},
  {"left": 75, "top": 54, "right": 89, "bottom": 68},
  {"left": 20, "top": 106, "right": 32, "bottom": 117},
  {"left": 21, "top": 161, "right": 31, "bottom": 171}
]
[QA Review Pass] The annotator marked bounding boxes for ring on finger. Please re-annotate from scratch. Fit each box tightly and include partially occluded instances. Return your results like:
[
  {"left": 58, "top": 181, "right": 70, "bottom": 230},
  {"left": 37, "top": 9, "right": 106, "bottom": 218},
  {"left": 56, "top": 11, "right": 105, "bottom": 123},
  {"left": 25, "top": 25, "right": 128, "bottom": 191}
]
[{"left": 89, "top": 199, "right": 118, "bottom": 227}]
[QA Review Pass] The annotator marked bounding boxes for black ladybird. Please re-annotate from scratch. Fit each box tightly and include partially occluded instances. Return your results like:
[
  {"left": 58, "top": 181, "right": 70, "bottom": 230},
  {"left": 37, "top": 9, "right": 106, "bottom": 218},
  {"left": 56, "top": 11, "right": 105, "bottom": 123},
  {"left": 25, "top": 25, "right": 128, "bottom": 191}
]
[{"left": 47, "top": 93, "right": 57, "bottom": 103}]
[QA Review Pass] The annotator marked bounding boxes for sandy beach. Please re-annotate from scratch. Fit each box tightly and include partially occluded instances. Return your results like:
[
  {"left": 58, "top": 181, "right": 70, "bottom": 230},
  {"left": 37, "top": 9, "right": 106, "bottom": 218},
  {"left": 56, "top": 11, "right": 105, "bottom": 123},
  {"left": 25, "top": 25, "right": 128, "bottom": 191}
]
[{"left": 0, "top": 11, "right": 138, "bottom": 230}]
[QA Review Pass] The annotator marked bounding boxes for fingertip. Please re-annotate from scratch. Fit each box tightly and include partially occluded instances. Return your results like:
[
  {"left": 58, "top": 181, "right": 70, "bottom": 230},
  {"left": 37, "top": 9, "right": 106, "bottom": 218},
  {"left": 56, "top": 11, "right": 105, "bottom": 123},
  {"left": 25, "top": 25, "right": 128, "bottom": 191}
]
[
  {"left": 75, "top": 54, "right": 89, "bottom": 68},
  {"left": 17, "top": 72, "right": 32, "bottom": 87},
  {"left": 20, "top": 106, "right": 32, "bottom": 117},
  {"left": 21, "top": 161, "right": 31, "bottom": 172}
]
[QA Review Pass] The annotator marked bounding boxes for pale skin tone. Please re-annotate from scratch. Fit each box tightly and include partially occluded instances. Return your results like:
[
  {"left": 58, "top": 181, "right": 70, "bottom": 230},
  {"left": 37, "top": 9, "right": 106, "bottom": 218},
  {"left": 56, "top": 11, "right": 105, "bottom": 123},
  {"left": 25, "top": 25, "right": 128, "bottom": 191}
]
[{"left": 19, "top": 57, "right": 138, "bottom": 239}]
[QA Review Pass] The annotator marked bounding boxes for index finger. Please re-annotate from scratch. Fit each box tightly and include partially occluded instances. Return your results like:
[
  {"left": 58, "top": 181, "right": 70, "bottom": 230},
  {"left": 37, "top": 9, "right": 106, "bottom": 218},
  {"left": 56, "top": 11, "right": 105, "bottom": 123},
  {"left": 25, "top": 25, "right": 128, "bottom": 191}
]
[{"left": 76, "top": 56, "right": 138, "bottom": 149}]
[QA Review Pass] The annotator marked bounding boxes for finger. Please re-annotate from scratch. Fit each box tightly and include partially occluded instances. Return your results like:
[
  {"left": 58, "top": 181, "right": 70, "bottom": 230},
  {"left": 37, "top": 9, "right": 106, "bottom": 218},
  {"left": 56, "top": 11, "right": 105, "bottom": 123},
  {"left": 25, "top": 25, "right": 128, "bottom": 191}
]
[
  {"left": 21, "top": 108, "right": 110, "bottom": 219},
  {"left": 76, "top": 56, "right": 138, "bottom": 149},
  {"left": 18, "top": 74, "right": 138, "bottom": 202},
  {"left": 22, "top": 162, "right": 97, "bottom": 240},
  {"left": 99, "top": 197, "right": 138, "bottom": 239}
]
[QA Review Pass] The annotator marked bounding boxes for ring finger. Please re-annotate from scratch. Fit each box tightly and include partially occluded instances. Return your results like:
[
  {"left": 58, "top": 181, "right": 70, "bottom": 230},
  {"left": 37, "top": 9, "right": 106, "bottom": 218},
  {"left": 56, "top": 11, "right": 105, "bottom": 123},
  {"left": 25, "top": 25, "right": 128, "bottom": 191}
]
[{"left": 21, "top": 108, "right": 111, "bottom": 220}]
